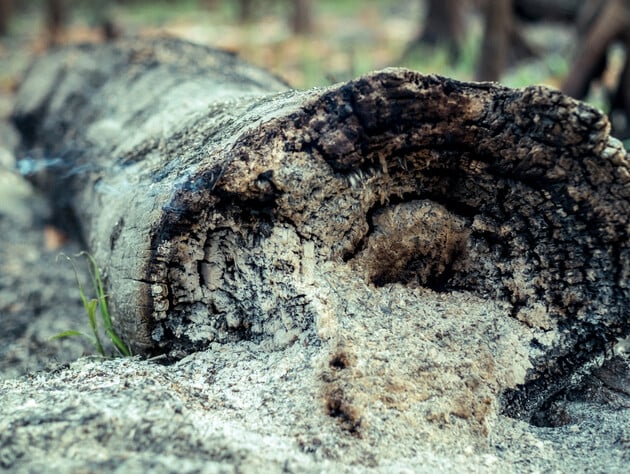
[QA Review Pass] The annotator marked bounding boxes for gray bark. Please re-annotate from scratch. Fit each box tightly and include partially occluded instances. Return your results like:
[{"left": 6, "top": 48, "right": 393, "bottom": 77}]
[{"left": 12, "top": 38, "right": 629, "bottom": 424}]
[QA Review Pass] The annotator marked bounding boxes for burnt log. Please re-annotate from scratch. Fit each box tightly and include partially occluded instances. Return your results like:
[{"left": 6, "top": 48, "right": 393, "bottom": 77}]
[{"left": 12, "top": 38, "right": 629, "bottom": 426}]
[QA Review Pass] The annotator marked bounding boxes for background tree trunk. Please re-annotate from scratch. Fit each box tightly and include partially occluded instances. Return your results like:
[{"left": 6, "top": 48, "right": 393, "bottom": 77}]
[
  {"left": 562, "top": 0, "right": 630, "bottom": 99},
  {"left": 290, "top": 0, "right": 313, "bottom": 35},
  {"left": 46, "top": 0, "right": 67, "bottom": 45},
  {"left": 11, "top": 38, "right": 629, "bottom": 421},
  {"left": 0, "top": 0, "right": 10, "bottom": 36},
  {"left": 238, "top": 0, "right": 254, "bottom": 23},
  {"left": 609, "top": 35, "right": 630, "bottom": 137},
  {"left": 562, "top": 0, "right": 630, "bottom": 138},
  {"left": 477, "top": 0, "right": 541, "bottom": 81},
  {"left": 406, "top": 0, "right": 466, "bottom": 61},
  {"left": 477, "top": 0, "right": 512, "bottom": 81},
  {"left": 513, "top": 0, "right": 583, "bottom": 21}
]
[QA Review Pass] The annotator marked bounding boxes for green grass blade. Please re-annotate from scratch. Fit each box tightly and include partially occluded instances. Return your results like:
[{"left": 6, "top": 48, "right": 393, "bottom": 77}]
[
  {"left": 84, "top": 252, "right": 131, "bottom": 356},
  {"left": 86, "top": 298, "right": 98, "bottom": 333},
  {"left": 57, "top": 253, "right": 105, "bottom": 355},
  {"left": 57, "top": 252, "right": 131, "bottom": 357},
  {"left": 59, "top": 253, "right": 90, "bottom": 311},
  {"left": 49, "top": 330, "right": 99, "bottom": 351},
  {"left": 85, "top": 298, "right": 105, "bottom": 355},
  {"left": 86, "top": 253, "right": 111, "bottom": 323},
  {"left": 105, "top": 328, "right": 132, "bottom": 357},
  {"left": 50, "top": 330, "right": 86, "bottom": 339}
]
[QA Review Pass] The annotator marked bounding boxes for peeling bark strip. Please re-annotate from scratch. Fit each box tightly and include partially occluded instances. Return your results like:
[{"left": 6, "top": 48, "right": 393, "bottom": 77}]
[{"left": 13, "top": 38, "right": 629, "bottom": 420}]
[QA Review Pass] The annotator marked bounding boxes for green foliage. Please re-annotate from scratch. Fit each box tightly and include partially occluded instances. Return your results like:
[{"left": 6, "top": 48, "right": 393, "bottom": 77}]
[{"left": 50, "top": 253, "right": 131, "bottom": 357}]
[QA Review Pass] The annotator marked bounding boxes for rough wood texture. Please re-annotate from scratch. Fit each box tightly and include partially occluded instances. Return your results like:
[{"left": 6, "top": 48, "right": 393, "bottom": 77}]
[{"left": 12, "top": 38, "right": 629, "bottom": 427}]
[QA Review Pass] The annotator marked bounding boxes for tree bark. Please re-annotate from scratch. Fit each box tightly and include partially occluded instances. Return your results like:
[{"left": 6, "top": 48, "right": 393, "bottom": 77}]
[{"left": 12, "top": 38, "right": 629, "bottom": 421}]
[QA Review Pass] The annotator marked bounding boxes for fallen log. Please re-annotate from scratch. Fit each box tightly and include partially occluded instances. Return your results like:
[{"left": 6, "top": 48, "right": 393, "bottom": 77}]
[{"left": 12, "top": 38, "right": 629, "bottom": 427}]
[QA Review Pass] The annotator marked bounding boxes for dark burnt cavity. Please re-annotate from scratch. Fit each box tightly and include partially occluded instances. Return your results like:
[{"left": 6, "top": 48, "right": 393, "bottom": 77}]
[{"left": 352, "top": 199, "right": 471, "bottom": 291}]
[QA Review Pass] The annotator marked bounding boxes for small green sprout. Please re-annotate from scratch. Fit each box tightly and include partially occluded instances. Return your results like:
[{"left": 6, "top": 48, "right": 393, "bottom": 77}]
[{"left": 51, "top": 252, "right": 131, "bottom": 357}]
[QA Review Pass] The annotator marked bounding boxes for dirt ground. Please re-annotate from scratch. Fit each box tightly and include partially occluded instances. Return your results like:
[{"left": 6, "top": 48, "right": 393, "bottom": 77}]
[{"left": 0, "top": 126, "right": 92, "bottom": 378}]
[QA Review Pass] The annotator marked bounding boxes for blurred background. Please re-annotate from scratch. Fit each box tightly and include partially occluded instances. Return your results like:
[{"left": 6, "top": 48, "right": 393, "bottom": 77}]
[{"left": 0, "top": 0, "right": 628, "bottom": 142}]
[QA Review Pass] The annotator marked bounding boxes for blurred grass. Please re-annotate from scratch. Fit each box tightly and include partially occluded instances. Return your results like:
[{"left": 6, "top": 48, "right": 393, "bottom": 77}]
[
  {"left": 0, "top": 0, "right": 619, "bottom": 121},
  {"left": 0, "top": 1, "right": 556, "bottom": 84},
  {"left": 120, "top": 0, "right": 576, "bottom": 91}
]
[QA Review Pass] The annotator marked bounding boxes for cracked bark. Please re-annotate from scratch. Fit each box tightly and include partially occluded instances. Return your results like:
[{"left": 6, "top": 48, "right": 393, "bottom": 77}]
[{"left": 12, "top": 38, "right": 629, "bottom": 427}]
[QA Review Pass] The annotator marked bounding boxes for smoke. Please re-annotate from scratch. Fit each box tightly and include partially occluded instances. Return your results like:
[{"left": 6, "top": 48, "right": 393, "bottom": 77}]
[
  {"left": 15, "top": 156, "right": 103, "bottom": 180},
  {"left": 15, "top": 157, "right": 66, "bottom": 176}
]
